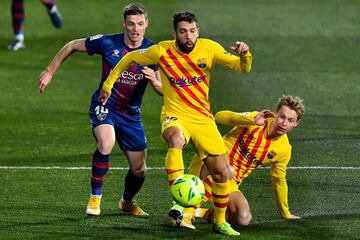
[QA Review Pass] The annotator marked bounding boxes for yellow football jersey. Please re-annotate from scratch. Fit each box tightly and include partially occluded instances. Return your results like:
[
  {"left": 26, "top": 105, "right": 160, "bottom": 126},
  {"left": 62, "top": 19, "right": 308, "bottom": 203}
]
[
  {"left": 223, "top": 118, "right": 291, "bottom": 182},
  {"left": 216, "top": 110, "right": 293, "bottom": 218},
  {"left": 103, "top": 38, "right": 252, "bottom": 119}
]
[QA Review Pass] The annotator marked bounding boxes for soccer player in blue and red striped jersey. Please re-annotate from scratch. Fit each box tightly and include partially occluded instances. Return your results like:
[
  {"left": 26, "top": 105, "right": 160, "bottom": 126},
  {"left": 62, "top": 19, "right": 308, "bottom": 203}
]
[
  {"left": 8, "top": 0, "right": 62, "bottom": 51},
  {"left": 38, "top": 3, "right": 161, "bottom": 217},
  {"left": 189, "top": 95, "right": 305, "bottom": 225}
]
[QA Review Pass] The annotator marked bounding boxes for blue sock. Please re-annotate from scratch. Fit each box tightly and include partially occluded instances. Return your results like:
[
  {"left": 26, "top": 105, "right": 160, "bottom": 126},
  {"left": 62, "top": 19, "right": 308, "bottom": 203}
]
[{"left": 90, "top": 149, "right": 110, "bottom": 195}]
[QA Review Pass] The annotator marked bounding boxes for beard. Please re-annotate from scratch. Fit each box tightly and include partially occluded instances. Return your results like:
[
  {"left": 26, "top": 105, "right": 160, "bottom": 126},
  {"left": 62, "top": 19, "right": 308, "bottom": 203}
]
[{"left": 176, "top": 39, "right": 196, "bottom": 54}]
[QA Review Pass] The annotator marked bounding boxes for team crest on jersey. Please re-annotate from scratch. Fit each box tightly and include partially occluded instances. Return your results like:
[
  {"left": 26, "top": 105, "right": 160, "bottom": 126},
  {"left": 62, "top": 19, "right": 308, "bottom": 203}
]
[
  {"left": 90, "top": 34, "right": 103, "bottom": 41},
  {"left": 197, "top": 58, "right": 207, "bottom": 68},
  {"left": 163, "top": 116, "right": 178, "bottom": 127},
  {"left": 267, "top": 150, "right": 277, "bottom": 159},
  {"left": 112, "top": 49, "right": 120, "bottom": 57},
  {"left": 97, "top": 113, "right": 107, "bottom": 121}
]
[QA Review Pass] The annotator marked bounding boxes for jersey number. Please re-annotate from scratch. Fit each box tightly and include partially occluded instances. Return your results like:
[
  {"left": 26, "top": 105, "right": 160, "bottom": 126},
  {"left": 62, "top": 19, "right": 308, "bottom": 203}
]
[{"left": 95, "top": 105, "right": 109, "bottom": 115}]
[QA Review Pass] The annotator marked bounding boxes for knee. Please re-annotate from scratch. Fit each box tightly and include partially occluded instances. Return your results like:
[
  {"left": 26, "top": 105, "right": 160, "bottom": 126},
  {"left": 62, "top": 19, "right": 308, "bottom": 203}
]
[
  {"left": 211, "top": 170, "right": 228, "bottom": 183},
  {"left": 234, "top": 212, "right": 252, "bottom": 226},
  {"left": 168, "top": 134, "right": 185, "bottom": 148},
  {"left": 210, "top": 163, "right": 228, "bottom": 182},
  {"left": 97, "top": 140, "right": 114, "bottom": 155},
  {"left": 205, "top": 154, "right": 229, "bottom": 182},
  {"left": 131, "top": 166, "right": 147, "bottom": 178},
  {"left": 163, "top": 128, "right": 185, "bottom": 148}
]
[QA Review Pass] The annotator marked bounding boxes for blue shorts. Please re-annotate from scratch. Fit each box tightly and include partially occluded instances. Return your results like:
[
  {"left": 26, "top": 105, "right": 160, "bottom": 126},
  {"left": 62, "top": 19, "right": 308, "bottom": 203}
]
[{"left": 89, "top": 104, "right": 147, "bottom": 151}]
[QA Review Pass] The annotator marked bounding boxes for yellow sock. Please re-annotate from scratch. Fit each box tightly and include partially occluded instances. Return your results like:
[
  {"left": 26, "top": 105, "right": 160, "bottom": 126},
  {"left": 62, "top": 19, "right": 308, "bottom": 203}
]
[
  {"left": 200, "top": 175, "right": 213, "bottom": 205},
  {"left": 211, "top": 180, "right": 230, "bottom": 225},
  {"left": 165, "top": 148, "right": 184, "bottom": 186}
]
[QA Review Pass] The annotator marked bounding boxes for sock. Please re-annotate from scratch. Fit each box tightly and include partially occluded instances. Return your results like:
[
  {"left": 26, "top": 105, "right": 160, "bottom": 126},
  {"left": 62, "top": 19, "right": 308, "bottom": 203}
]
[
  {"left": 11, "top": 0, "right": 25, "bottom": 37},
  {"left": 165, "top": 148, "right": 184, "bottom": 186},
  {"left": 122, "top": 169, "right": 145, "bottom": 203},
  {"left": 91, "top": 149, "right": 110, "bottom": 195},
  {"left": 199, "top": 175, "right": 213, "bottom": 206},
  {"left": 191, "top": 176, "right": 213, "bottom": 219},
  {"left": 212, "top": 181, "right": 230, "bottom": 225}
]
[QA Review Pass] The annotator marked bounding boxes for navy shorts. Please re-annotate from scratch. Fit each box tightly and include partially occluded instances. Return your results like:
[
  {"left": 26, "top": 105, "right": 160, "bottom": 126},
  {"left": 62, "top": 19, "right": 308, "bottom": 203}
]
[{"left": 89, "top": 104, "right": 147, "bottom": 151}]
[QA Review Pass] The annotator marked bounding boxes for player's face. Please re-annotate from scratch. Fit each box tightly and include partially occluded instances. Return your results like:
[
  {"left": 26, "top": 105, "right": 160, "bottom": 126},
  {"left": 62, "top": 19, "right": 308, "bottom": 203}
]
[
  {"left": 173, "top": 21, "right": 199, "bottom": 54},
  {"left": 123, "top": 14, "right": 148, "bottom": 45},
  {"left": 272, "top": 105, "right": 299, "bottom": 136}
]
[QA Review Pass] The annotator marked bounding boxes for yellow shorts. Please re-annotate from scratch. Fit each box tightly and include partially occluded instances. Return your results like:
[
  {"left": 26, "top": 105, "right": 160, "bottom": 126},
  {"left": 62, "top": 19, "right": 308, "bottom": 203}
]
[
  {"left": 160, "top": 109, "right": 226, "bottom": 160},
  {"left": 189, "top": 154, "right": 239, "bottom": 192}
]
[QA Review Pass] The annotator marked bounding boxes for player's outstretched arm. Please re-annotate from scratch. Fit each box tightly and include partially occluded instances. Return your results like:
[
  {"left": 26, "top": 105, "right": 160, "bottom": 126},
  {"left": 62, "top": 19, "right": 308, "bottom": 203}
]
[
  {"left": 101, "top": 44, "right": 161, "bottom": 102},
  {"left": 215, "top": 110, "right": 258, "bottom": 126},
  {"left": 38, "top": 39, "right": 87, "bottom": 93}
]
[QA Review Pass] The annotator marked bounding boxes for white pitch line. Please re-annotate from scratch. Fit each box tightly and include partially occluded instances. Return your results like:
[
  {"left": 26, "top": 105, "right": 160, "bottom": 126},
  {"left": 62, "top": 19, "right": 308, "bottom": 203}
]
[{"left": 0, "top": 166, "right": 359, "bottom": 170}]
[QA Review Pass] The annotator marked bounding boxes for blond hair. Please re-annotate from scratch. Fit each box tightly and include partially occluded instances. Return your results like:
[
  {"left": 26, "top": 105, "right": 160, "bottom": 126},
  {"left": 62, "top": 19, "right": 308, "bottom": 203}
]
[{"left": 276, "top": 95, "right": 305, "bottom": 120}]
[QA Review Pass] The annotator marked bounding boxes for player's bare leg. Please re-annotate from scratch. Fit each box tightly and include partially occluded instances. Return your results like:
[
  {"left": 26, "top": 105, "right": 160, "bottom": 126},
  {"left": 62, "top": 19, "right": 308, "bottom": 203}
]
[
  {"left": 226, "top": 191, "right": 252, "bottom": 226},
  {"left": 119, "top": 150, "right": 149, "bottom": 217}
]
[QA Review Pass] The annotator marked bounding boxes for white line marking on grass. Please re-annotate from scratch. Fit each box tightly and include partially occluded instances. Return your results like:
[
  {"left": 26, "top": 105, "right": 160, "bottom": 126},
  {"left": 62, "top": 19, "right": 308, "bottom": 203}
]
[
  {"left": 286, "top": 166, "right": 360, "bottom": 170},
  {"left": 0, "top": 166, "right": 160, "bottom": 170},
  {"left": 0, "top": 166, "right": 359, "bottom": 170}
]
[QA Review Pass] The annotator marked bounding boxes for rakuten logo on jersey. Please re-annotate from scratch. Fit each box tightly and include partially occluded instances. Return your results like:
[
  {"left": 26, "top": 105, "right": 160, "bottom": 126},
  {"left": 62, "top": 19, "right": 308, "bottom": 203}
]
[
  {"left": 169, "top": 75, "right": 205, "bottom": 87},
  {"left": 116, "top": 71, "right": 144, "bottom": 85},
  {"left": 238, "top": 139, "right": 260, "bottom": 165}
]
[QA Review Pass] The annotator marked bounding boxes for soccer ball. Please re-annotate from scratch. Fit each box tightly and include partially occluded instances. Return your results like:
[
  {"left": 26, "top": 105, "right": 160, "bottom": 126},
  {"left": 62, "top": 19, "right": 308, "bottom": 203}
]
[{"left": 171, "top": 174, "right": 205, "bottom": 207}]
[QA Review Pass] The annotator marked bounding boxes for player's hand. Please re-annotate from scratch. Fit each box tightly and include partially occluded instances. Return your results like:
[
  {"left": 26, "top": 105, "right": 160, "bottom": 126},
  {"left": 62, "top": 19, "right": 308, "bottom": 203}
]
[
  {"left": 287, "top": 214, "right": 302, "bottom": 220},
  {"left": 143, "top": 67, "right": 163, "bottom": 95},
  {"left": 99, "top": 89, "right": 110, "bottom": 105},
  {"left": 38, "top": 69, "right": 53, "bottom": 93},
  {"left": 142, "top": 66, "right": 156, "bottom": 82},
  {"left": 230, "top": 41, "right": 249, "bottom": 56},
  {"left": 254, "top": 109, "right": 275, "bottom": 126},
  {"left": 225, "top": 160, "right": 235, "bottom": 179}
]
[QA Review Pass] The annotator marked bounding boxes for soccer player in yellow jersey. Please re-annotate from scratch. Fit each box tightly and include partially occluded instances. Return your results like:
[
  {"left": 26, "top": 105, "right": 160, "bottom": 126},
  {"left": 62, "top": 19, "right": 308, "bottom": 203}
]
[
  {"left": 99, "top": 11, "right": 252, "bottom": 236},
  {"left": 188, "top": 95, "right": 305, "bottom": 226}
]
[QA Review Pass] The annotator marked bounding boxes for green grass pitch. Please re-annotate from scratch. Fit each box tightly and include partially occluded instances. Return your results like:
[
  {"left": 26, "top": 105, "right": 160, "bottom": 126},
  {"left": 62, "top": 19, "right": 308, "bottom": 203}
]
[{"left": 0, "top": 0, "right": 359, "bottom": 239}]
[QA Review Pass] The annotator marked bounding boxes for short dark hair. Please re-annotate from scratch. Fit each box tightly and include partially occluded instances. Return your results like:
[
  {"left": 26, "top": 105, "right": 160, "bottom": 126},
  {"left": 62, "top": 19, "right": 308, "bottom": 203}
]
[
  {"left": 123, "top": 3, "right": 147, "bottom": 20},
  {"left": 172, "top": 11, "right": 197, "bottom": 30}
]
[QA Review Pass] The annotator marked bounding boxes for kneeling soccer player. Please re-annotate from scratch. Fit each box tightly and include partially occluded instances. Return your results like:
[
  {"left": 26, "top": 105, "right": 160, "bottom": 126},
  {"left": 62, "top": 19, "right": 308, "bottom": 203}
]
[{"left": 187, "top": 95, "right": 305, "bottom": 225}]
